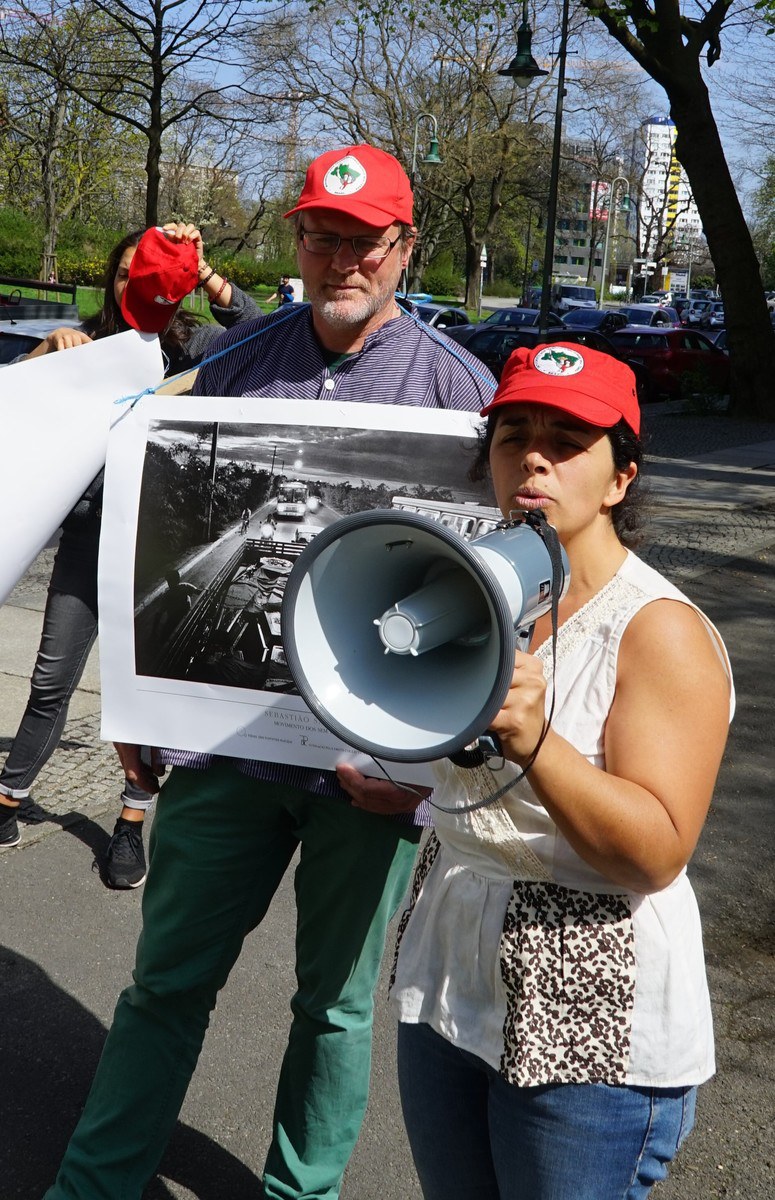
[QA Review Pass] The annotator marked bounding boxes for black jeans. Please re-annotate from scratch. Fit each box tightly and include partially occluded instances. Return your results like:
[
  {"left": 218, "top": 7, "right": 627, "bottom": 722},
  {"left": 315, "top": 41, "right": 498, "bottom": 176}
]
[{"left": 0, "top": 584, "right": 98, "bottom": 797}]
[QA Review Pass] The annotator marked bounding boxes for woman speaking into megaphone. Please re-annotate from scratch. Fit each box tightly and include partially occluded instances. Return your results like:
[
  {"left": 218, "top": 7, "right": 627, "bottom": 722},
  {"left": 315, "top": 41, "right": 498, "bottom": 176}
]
[{"left": 338, "top": 343, "right": 734, "bottom": 1200}]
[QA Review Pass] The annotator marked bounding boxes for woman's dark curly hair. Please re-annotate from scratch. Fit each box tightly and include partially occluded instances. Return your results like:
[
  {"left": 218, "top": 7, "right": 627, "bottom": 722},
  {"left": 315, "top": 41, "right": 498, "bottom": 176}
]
[
  {"left": 81, "top": 229, "right": 201, "bottom": 350},
  {"left": 469, "top": 413, "right": 648, "bottom": 548}
]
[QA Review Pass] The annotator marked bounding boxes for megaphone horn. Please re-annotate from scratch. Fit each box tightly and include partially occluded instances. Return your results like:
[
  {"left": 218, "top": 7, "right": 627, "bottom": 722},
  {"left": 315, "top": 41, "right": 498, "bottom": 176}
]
[{"left": 280, "top": 509, "right": 569, "bottom": 764}]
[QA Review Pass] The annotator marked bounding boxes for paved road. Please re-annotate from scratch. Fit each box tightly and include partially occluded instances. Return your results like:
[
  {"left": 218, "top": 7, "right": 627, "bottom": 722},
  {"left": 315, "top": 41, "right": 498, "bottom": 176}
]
[{"left": 1, "top": 404, "right": 774, "bottom": 1198}]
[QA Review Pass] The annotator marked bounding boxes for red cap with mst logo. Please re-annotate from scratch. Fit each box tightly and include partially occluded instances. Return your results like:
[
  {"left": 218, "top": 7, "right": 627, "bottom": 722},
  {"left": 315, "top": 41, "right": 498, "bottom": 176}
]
[{"left": 481, "top": 343, "right": 641, "bottom": 435}]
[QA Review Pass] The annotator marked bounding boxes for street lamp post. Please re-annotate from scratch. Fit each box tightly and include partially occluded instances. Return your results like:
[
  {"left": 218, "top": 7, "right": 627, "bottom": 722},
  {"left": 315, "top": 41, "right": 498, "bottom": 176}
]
[
  {"left": 406, "top": 113, "right": 441, "bottom": 296},
  {"left": 410, "top": 113, "right": 441, "bottom": 187},
  {"left": 521, "top": 206, "right": 542, "bottom": 303},
  {"left": 500, "top": 0, "right": 568, "bottom": 336},
  {"left": 600, "top": 175, "right": 629, "bottom": 305}
]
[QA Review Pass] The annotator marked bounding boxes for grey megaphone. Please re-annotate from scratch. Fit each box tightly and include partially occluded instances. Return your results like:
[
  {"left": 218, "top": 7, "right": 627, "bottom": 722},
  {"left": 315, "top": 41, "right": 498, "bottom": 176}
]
[{"left": 280, "top": 509, "right": 569, "bottom": 763}]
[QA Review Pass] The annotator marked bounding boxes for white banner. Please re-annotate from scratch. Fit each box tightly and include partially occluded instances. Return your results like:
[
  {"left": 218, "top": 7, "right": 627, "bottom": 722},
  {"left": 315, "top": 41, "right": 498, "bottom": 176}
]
[
  {"left": 1, "top": 329, "right": 164, "bottom": 604},
  {"left": 98, "top": 397, "right": 498, "bottom": 782}
]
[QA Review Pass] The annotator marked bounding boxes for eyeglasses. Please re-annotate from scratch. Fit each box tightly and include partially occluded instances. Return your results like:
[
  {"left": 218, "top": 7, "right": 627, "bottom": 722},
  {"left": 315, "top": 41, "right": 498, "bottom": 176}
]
[{"left": 299, "top": 227, "right": 402, "bottom": 260}]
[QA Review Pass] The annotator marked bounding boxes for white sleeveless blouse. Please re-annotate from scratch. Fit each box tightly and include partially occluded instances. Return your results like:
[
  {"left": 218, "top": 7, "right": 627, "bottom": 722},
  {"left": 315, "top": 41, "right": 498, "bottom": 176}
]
[{"left": 390, "top": 551, "right": 734, "bottom": 1088}]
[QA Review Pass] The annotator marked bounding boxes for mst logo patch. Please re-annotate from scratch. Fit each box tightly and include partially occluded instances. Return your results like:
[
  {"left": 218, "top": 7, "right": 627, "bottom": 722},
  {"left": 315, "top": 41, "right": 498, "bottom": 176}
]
[
  {"left": 533, "top": 346, "right": 585, "bottom": 376},
  {"left": 324, "top": 156, "right": 366, "bottom": 196}
]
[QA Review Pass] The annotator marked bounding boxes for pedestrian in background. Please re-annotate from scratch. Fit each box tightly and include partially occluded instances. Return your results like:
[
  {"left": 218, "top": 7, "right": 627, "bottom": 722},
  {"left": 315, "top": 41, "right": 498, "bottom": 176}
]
[{"left": 267, "top": 273, "right": 295, "bottom": 307}]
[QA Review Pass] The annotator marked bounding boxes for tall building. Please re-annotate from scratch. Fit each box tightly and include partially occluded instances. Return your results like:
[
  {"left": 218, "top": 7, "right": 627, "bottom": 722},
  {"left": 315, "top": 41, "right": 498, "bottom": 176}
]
[
  {"left": 639, "top": 117, "right": 701, "bottom": 258},
  {"left": 547, "top": 139, "right": 633, "bottom": 289}
]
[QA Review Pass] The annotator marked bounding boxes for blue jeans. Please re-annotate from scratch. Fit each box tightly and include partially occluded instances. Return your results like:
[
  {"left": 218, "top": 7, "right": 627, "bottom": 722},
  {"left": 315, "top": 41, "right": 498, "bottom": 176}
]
[{"left": 397, "top": 1022, "right": 697, "bottom": 1200}]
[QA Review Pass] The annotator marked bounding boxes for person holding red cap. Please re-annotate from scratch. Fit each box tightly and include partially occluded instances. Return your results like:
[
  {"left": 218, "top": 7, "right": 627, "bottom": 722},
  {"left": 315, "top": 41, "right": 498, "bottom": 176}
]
[
  {"left": 0, "top": 223, "right": 258, "bottom": 889},
  {"left": 386, "top": 342, "right": 735, "bottom": 1199},
  {"left": 44, "top": 145, "right": 496, "bottom": 1200}
]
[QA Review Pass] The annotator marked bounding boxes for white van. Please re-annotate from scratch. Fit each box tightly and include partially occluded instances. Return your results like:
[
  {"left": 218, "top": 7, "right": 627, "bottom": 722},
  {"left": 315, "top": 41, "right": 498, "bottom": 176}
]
[{"left": 551, "top": 284, "right": 597, "bottom": 314}]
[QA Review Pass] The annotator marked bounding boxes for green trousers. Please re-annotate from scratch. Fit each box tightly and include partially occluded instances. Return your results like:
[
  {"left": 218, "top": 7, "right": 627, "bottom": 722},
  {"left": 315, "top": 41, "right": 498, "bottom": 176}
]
[{"left": 45, "top": 763, "right": 420, "bottom": 1200}]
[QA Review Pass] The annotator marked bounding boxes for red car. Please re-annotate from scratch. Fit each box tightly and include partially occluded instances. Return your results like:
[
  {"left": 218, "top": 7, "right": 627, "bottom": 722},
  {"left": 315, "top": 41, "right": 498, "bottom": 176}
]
[{"left": 609, "top": 327, "right": 730, "bottom": 400}]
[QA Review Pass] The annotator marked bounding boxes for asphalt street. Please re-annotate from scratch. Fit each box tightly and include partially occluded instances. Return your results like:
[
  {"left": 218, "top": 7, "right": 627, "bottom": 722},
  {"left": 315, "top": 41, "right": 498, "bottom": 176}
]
[{"left": 1, "top": 403, "right": 774, "bottom": 1199}]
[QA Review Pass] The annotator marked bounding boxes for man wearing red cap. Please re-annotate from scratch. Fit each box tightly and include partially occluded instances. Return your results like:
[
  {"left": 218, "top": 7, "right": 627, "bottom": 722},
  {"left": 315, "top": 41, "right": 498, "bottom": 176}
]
[{"left": 46, "top": 146, "right": 496, "bottom": 1200}]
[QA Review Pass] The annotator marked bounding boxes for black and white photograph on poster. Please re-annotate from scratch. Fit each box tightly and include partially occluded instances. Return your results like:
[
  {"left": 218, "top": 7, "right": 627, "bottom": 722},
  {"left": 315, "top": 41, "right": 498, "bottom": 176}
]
[
  {"left": 132, "top": 417, "right": 500, "bottom": 690},
  {"left": 98, "top": 397, "right": 499, "bottom": 779}
]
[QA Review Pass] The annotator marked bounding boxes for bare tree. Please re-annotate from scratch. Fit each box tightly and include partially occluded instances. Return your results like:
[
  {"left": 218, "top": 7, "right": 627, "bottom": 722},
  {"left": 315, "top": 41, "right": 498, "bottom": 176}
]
[
  {"left": 336, "top": 0, "right": 774, "bottom": 414},
  {"left": 577, "top": 0, "right": 775, "bottom": 415},
  {"left": 253, "top": 1, "right": 557, "bottom": 307},
  {"left": 0, "top": 4, "right": 131, "bottom": 272},
  {"left": 1, "top": 0, "right": 282, "bottom": 228}
]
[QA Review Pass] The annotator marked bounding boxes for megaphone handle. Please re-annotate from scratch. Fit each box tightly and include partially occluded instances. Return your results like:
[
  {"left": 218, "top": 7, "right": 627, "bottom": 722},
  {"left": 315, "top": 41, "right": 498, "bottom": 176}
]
[{"left": 448, "top": 732, "right": 503, "bottom": 771}]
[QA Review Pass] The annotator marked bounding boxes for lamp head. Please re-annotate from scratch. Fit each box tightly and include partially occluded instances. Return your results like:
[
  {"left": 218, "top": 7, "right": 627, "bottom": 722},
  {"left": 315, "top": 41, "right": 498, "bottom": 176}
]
[
  {"left": 499, "top": 15, "right": 549, "bottom": 88},
  {"left": 423, "top": 137, "right": 442, "bottom": 165}
]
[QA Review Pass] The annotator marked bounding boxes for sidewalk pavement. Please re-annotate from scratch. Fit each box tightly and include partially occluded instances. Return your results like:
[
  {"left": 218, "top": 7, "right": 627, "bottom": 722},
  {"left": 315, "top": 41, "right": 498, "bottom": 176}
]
[{"left": 1, "top": 412, "right": 774, "bottom": 1198}]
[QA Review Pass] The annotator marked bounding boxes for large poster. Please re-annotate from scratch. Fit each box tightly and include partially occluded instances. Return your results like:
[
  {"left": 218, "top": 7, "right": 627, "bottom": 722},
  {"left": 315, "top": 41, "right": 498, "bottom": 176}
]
[
  {"left": 1, "top": 330, "right": 163, "bottom": 604},
  {"left": 98, "top": 397, "right": 499, "bottom": 782}
]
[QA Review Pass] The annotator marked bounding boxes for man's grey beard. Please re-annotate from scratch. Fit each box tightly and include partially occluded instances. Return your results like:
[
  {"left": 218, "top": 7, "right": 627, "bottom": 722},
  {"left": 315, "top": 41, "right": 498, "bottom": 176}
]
[{"left": 313, "top": 279, "right": 399, "bottom": 330}]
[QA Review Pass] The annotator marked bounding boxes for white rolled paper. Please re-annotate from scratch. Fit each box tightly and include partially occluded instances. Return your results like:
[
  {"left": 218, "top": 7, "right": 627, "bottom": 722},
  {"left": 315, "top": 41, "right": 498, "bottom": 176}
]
[{"left": 1, "top": 328, "right": 164, "bottom": 604}]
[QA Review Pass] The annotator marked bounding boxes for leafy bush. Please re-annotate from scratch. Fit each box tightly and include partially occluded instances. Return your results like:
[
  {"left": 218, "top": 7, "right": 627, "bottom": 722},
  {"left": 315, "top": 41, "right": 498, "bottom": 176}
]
[
  {"left": 422, "top": 265, "right": 464, "bottom": 297},
  {"left": 212, "top": 257, "right": 296, "bottom": 291},
  {"left": 0, "top": 209, "right": 44, "bottom": 277}
]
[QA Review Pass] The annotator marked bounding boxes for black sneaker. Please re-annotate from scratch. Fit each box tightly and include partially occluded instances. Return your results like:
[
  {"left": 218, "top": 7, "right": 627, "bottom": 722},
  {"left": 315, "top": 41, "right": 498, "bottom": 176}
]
[
  {"left": 104, "top": 819, "right": 147, "bottom": 889},
  {"left": 0, "top": 807, "right": 21, "bottom": 849}
]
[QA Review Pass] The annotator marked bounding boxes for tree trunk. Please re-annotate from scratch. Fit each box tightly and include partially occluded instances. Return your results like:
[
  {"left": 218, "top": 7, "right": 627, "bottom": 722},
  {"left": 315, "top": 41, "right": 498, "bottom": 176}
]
[
  {"left": 145, "top": 17, "right": 164, "bottom": 228},
  {"left": 666, "top": 72, "right": 775, "bottom": 418},
  {"left": 40, "top": 83, "right": 67, "bottom": 277},
  {"left": 464, "top": 237, "right": 482, "bottom": 310},
  {"left": 144, "top": 114, "right": 162, "bottom": 227}
]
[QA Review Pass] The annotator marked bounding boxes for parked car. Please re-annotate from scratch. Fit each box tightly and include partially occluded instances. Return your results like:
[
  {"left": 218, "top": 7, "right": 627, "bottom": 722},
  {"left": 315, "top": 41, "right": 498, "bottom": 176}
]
[
  {"left": 412, "top": 302, "right": 472, "bottom": 330},
  {"left": 0, "top": 318, "right": 82, "bottom": 365},
  {"left": 640, "top": 291, "right": 671, "bottom": 305},
  {"left": 672, "top": 297, "right": 692, "bottom": 318},
  {"left": 562, "top": 308, "right": 629, "bottom": 335},
  {"left": 460, "top": 324, "right": 652, "bottom": 402},
  {"left": 680, "top": 299, "right": 714, "bottom": 326},
  {"left": 609, "top": 327, "right": 730, "bottom": 399},
  {"left": 619, "top": 304, "right": 681, "bottom": 327},
  {"left": 444, "top": 307, "right": 563, "bottom": 347},
  {"left": 482, "top": 306, "right": 564, "bottom": 328},
  {"left": 698, "top": 301, "right": 725, "bottom": 330}
]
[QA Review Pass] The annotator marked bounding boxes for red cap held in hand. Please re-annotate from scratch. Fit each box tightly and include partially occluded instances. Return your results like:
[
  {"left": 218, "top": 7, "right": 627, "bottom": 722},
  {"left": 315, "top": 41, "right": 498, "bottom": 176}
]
[{"left": 121, "top": 227, "right": 199, "bottom": 334}]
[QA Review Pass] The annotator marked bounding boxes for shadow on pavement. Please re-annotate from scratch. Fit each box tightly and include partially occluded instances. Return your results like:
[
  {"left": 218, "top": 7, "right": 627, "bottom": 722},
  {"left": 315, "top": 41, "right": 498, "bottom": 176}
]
[{"left": 0, "top": 947, "right": 264, "bottom": 1199}]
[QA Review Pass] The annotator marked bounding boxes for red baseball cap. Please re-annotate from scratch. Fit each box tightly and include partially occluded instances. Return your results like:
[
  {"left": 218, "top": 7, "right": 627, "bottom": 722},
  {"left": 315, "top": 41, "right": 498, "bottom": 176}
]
[
  {"left": 284, "top": 145, "right": 414, "bottom": 227},
  {"left": 481, "top": 343, "right": 640, "bottom": 435},
  {"left": 120, "top": 227, "right": 199, "bottom": 334}
]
